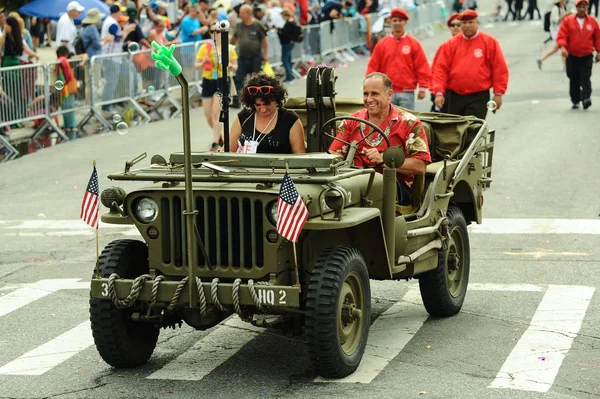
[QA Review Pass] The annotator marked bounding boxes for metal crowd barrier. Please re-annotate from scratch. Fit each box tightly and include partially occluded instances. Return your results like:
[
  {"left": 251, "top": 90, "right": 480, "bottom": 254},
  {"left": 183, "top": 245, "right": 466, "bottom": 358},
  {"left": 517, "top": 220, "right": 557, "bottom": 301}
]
[
  {"left": 0, "top": 62, "right": 63, "bottom": 160},
  {"left": 0, "top": 3, "right": 445, "bottom": 163},
  {"left": 89, "top": 52, "right": 152, "bottom": 129}
]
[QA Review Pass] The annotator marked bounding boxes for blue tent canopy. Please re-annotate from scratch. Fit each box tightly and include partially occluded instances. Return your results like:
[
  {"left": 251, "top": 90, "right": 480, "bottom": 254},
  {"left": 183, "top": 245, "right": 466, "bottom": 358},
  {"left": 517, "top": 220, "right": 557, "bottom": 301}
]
[{"left": 19, "top": 0, "right": 111, "bottom": 24}]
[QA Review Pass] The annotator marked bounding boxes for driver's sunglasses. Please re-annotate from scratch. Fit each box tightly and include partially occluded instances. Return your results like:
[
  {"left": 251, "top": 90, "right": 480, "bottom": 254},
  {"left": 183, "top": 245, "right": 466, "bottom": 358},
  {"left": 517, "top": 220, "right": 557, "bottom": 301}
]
[
  {"left": 450, "top": 23, "right": 461, "bottom": 27},
  {"left": 247, "top": 85, "right": 273, "bottom": 95}
]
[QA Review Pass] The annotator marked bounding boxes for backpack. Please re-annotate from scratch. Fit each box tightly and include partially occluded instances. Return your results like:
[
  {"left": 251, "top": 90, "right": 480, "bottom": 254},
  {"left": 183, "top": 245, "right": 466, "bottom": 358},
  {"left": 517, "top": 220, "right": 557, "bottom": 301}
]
[
  {"left": 73, "top": 33, "right": 86, "bottom": 55},
  {"left": 543, "top": 11, "right": 551, "bottom": 32},
  {"left": 292, "top": 22, "right": 304, "bottom": 43}
]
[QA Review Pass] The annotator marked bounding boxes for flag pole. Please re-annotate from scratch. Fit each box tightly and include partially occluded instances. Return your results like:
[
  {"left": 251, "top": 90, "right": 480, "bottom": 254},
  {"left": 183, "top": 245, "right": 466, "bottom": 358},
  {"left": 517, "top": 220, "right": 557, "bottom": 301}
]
[
  {"left": 285, "top": 162, "right": 301, "bottom": 291},
  {"left": 94, "top": 160, "right": 100, "bottom": 279}
]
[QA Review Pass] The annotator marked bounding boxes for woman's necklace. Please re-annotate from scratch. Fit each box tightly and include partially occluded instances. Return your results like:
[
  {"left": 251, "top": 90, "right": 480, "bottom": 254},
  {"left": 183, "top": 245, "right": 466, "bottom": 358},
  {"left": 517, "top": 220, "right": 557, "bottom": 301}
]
[{"left": 253, "top": 111, "right": 278, "bottom": 142}]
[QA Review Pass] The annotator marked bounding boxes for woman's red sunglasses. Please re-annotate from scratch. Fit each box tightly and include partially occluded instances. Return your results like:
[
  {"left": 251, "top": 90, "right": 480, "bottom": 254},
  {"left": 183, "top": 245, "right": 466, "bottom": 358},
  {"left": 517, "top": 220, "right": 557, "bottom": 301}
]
[{"left": 247, "top": 85, "right": 273, "bottom": 95}]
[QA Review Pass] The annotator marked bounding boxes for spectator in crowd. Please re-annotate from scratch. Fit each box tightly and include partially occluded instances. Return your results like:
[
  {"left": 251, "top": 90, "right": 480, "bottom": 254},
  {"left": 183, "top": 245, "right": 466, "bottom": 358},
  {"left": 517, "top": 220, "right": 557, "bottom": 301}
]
[
  {"left": 30, "top": 17, "right": 51, "bottom": 50},
  {"left": 55, "top": 45, "right": 79, "bottom": 139},
  {"left": 268, "top": 0, "right": 286, "bottom": 29},
  {"left": 7, "top": 12, "right": 37, "bottom": 63},
  {"left": 320, "top": 0, "right": 343, "bottom": 22},
  {"left": 370, "top": 8, "right": 392, "bottom": 49},
  {"left": 195, "top": 22, "right": 238, "bottom": 151},
  {"left": 57, "top": 1, "right": 85, "bottom": 54},
  {"left": 589, "top": 0, "right": 599, "bottom": 16},
  {"left": 342, "top": 1, "right": 358, "bottom": 17},
  {"left": 503, "top": 0, "right": 516, "bottom": 20},
  {"left": 430, "top": 13, "right": 461, "bottom": 112},
  {"left": 537, "top": 0, "right": 570, "bottom": 70},
  {"left": 230, "top": 72, "right": 306, "bottom": 154},
  {"left": 278, "top": 8, "right": 299, "bottom": 82},
  {"left": 556, "top": 0, "right": 600, "bottom": 110},
  {"left": 82, "top": 8, "right": 107, "bottom": 58},
  {"left": 513, "top": 0, "right": 524, "bottom": 19},
  {"left": 181, "top": 4, "right": 209, "bottom": 44},
  {"left": 526, "top": 0, "right": 542, "bottom": 19},
  {"left": 357, "top": 0, "right": 378, "bottom": 15},
  {"left": 254, "top": 4, "right": 270, "bottom": 30},
  {"left": 81, "top": 8, "right": 107, "bottom": 104},
  {"left": 329, "top": 72, "right": 431, "bottom": 206},
  {"left": 431, "top": 10, "right": 509, "bottom": 119},
  {"left": 122, "top": 7, "right": 152, "bottom": 52},
  {"left": 1, "top": 17, "right": 30, "bottom": 123},
  {"left": 366, "top": 8, "right": 431, "bottom": 110},
  {"left": 100, "top": 4, "right": 136, "bottom": 112},
  {"left": 228, "top": 0, "right": 243, "bottom": 31},
  {"left": 0, "top": 9, "right": 6, "bottom": 37},
  {"left": 155, "top": 1, "right": 172, "bottom": 29},
  {"left": 231, "top": 4, "right": 269, "bottom": 108}
]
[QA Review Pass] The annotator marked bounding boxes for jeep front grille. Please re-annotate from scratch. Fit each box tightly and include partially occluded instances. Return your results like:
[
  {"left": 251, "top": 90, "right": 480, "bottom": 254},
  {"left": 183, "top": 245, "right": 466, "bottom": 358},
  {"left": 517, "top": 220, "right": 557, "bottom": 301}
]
[{"left": 160, "top": 196, "right": 264, "bottom": 269}]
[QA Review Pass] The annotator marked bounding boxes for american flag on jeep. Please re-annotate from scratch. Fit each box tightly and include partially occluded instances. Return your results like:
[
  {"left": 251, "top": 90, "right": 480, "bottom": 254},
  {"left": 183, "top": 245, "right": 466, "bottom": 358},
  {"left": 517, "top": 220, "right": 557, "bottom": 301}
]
[
  {"left": 276, "top": 172, "right": 309, "bottom": 243},
  {"left": 80, "top": 166, "right": 99, "bottom": 229}
]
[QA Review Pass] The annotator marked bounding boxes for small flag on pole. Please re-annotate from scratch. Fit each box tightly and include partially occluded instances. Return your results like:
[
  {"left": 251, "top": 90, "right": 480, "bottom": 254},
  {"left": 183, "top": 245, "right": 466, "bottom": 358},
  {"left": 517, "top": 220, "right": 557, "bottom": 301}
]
[
  {"left": 80, "top": 166, "right": 99, "bottom": 229},
  {"left": 276, "top": 172, "right": 309, "bottom": 243}
]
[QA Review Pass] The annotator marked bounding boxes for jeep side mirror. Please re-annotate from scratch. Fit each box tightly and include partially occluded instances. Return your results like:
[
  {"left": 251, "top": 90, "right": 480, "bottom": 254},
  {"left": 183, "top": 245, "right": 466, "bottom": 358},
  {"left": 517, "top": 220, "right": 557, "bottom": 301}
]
[{"left": 383, "top": 147, "right": 405, "bottom": 169}]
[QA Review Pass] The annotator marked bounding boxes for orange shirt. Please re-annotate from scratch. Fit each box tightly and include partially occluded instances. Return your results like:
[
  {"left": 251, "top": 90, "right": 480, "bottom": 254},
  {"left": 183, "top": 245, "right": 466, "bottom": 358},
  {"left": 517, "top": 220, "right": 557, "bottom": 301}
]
[
  {"left": 431, "top": 31, "right": 509, "bottom": 96},
  {"left": 556, "top": 14, "right": 600, "bottom": 57},
  {"left": 366, "top": 33, "right": 432, "bottom": 92}
]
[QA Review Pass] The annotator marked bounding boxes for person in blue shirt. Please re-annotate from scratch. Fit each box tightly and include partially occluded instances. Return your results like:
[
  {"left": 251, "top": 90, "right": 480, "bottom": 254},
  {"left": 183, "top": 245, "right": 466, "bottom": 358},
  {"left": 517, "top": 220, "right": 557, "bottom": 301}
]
[
  {"left": 181, "top": 4, "right": 208, "bottom": 44},
  {"left": 81, "top": 8, "right": 105, "bottom": 58}
]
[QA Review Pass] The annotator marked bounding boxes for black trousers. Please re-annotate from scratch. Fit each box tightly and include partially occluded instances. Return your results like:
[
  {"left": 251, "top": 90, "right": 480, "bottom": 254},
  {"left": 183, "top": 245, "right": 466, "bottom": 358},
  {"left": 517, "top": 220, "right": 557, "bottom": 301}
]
[
  {"left": 447, "top": 90, "right": 490, "bottom": 120},
  {"left": 589, "top": 0, "right": 599, "bottom": 17},
  {"left": 566, "top": 54, "right": 593, "bottom": 104}
]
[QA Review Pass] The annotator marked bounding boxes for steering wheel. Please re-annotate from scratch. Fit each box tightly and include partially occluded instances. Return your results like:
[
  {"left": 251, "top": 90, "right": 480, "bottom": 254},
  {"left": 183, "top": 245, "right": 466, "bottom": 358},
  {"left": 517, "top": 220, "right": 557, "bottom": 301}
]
[{"left": 321, "top": 115, "right": 391, "bottom": 168}]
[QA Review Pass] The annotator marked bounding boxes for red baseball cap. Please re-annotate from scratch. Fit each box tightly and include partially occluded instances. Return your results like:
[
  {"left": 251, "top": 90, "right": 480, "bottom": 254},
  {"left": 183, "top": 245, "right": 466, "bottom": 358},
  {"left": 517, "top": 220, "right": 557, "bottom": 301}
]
[
  {"left": 576, "top": 0, "right": 588, "bottom": 5},
  {"left": 390, "top": 8, "right": 409, "bottom": 21},
  {"left": 460, "top": 10, "right": 478, "bottom": 20},
  {"left": 447, "top": 13, "right": 460, "bottom": 27}
]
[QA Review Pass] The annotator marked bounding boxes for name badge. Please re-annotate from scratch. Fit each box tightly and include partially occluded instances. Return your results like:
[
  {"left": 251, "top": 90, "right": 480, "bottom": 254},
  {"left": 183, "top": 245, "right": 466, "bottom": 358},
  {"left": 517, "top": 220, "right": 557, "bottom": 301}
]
[
  {"left": 237, "top": 140, "right": 258, "bottom": 154},
  {"left": 212, "top": 70, "right": 218, "bottom": 80}
]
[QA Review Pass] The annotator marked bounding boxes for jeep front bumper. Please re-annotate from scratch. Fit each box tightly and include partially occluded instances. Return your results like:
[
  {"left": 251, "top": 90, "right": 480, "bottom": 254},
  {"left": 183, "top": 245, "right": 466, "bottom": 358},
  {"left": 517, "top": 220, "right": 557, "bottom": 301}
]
[{"left": 90, "top": 278, "right": 300, "bottom": 308}]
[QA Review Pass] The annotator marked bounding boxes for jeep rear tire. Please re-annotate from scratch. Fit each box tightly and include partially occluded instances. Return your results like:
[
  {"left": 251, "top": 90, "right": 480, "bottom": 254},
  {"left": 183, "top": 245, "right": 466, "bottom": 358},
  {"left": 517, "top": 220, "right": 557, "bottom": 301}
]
[
  {"left": 90, "top": 239, "right": 159, "bottom": 367},
  {"left": 305, "top": 246, "right": 371, "bottom": 378},
  {"left": 419, "top": 206, "right": 470, "bottom": 317}
]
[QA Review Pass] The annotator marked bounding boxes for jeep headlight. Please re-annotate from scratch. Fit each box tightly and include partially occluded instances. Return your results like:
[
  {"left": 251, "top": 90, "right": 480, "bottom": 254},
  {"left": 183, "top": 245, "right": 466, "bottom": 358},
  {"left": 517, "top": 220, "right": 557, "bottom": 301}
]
[
  {"left": 267, "top": 200, "right": 279, "bottom": 225},
  {"left": 135, "top": 197, "right": 158, "bottom": 223}
]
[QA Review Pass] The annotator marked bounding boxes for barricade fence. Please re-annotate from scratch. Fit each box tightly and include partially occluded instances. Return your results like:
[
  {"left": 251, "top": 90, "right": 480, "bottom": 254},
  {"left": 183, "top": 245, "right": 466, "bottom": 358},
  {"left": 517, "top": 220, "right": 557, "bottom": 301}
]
[{"left": 0, "top": 2, "right": 445, "bottom": 163}]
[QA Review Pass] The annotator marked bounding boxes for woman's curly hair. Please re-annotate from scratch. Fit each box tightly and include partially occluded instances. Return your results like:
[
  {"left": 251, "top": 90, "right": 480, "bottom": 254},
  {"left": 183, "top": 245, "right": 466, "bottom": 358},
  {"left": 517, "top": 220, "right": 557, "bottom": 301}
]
[{"left": 238, "top": 72, "right": 288, "bottom": 109}]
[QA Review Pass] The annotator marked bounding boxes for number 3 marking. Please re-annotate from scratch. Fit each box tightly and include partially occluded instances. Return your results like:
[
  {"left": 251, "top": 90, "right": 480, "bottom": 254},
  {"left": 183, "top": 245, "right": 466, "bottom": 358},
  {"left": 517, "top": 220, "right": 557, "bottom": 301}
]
[{"left": 101, "top": 283, "right": 108, "bottom": 297}]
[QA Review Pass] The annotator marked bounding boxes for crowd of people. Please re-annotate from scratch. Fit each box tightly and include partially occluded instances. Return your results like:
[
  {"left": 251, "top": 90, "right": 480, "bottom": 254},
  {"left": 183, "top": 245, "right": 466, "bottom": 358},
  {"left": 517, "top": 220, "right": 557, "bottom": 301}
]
[{"left": 1, "top": 0, "right": 598, "bottom": 181}]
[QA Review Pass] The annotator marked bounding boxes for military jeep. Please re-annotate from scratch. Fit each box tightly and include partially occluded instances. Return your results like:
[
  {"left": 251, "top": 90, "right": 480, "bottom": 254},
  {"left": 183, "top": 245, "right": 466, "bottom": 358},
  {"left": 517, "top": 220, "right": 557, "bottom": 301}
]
[{"left": 89, "top": 55, "right": 494, "bottom": 378}]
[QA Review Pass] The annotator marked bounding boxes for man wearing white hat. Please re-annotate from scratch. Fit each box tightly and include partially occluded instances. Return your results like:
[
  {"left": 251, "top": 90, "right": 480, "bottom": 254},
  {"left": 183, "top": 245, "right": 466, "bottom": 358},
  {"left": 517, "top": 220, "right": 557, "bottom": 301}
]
[{"left": 56, "top": 1, "right": 85, "bottom": 54}]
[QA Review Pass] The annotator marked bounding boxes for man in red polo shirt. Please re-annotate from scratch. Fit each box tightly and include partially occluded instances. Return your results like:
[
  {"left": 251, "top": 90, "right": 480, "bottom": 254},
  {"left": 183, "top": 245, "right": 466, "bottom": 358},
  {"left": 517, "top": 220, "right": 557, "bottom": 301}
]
[
  {"left": 431, "top": 10, "right": 509, "bottom": 120},
  {"left": 329, "top": 72, "right": 431, "bottom": 205},
  {"left": 365, "top": 7, "right": 431, "bottom": 111},
  {"left": 556, "top": 0, "right": 600, "bottom": 110}
]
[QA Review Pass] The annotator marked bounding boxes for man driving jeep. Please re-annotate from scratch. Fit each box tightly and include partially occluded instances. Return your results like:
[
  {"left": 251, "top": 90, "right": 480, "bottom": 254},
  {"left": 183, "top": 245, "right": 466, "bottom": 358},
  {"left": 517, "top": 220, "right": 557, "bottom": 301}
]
[{"left": 329, "top": 72, "right": 431, "bottom": 205}]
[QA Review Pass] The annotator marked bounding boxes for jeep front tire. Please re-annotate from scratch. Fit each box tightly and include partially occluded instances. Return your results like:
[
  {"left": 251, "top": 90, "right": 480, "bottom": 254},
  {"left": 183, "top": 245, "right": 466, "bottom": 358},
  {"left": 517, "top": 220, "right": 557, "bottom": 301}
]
[
  {"left": 305, "top": 246, "right": 371, "bottom": 378},
  {"left": 89, "top": 239, "right": 159, "bottom": 367}
]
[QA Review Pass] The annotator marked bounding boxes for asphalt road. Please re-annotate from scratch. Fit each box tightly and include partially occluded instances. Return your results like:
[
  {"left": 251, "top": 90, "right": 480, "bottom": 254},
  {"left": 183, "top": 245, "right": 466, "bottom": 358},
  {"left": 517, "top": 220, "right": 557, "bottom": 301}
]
[{"left": 1, "top": 8, "right": 600, "bottom": 399}]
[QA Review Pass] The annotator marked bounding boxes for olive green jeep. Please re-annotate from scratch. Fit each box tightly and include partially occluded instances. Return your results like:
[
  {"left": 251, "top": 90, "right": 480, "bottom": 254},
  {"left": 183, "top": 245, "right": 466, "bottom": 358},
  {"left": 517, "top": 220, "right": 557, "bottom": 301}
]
[{"left": 89, "top": 52, "right": 494, "bottom": 378}]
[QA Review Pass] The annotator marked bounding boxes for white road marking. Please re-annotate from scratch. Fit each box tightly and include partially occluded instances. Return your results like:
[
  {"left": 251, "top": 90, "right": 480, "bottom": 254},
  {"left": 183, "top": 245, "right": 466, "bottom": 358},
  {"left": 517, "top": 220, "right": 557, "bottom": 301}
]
[
  {"left": 468, "top": 218, "right": 600, "bottom": 235},
  {"left": 468, "top": 283, "right": 543, "bottom": 292},
  {"left": 315, "top": 287, "right": 428, "bottom": 384},
  {"left": 146, "top": 316, "right": 264, "bottom": 381},
  {"left": 489, "top": 285, "right": 595, "bottom": 392},
  {"left": 0, "top": 321, "right": 93, "bottom": 375},
  {"left": 0, "top": 279, "right": 89, "bottom": 318}
]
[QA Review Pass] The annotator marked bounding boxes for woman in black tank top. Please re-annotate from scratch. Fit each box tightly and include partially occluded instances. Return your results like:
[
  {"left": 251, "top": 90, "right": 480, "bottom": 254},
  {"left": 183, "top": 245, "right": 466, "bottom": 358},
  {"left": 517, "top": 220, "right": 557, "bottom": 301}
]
[{"left": 229, "top": 72, "right": 306, "bottom": 154}]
